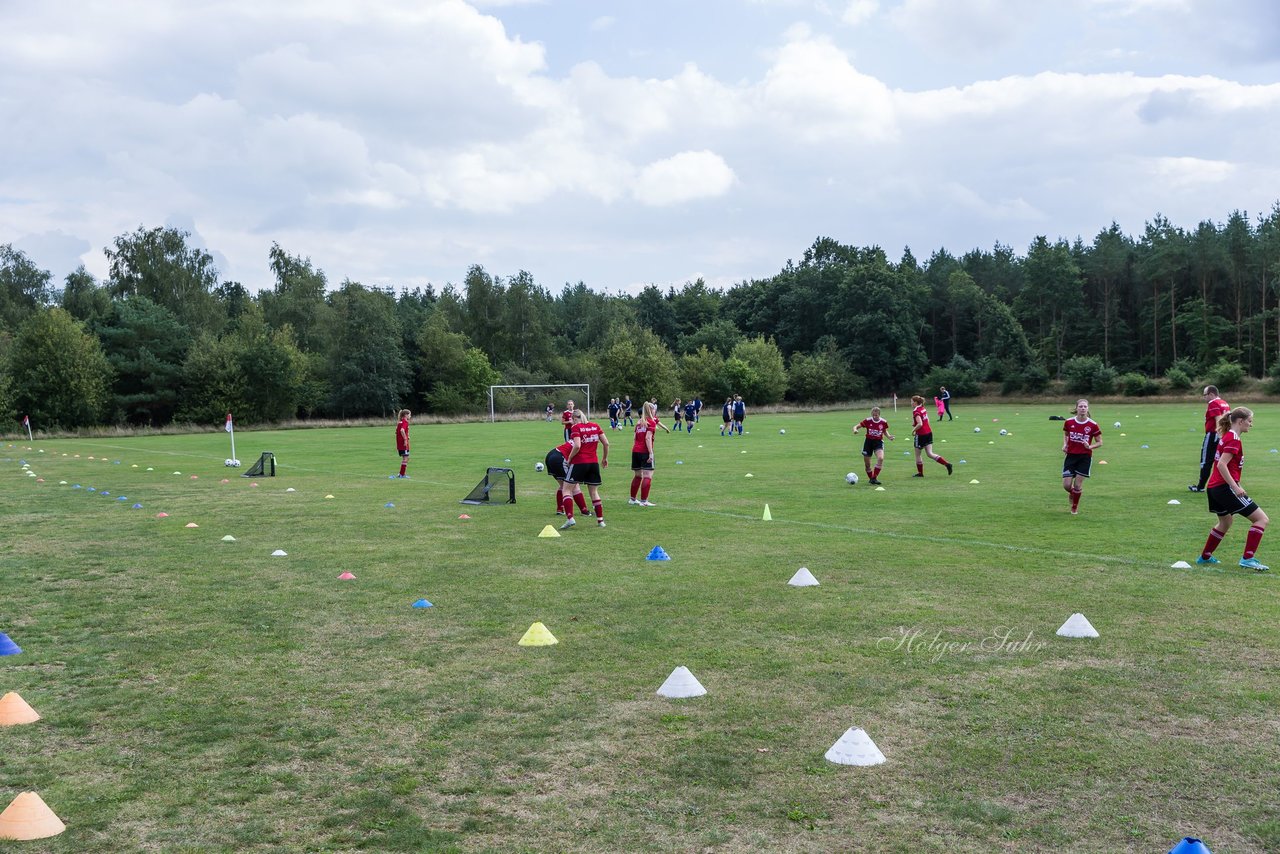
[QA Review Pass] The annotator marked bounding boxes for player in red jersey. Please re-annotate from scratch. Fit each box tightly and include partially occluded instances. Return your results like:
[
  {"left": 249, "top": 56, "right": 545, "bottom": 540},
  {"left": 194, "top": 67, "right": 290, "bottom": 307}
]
[
  {"left": 1197, "top": 407, "right": 1269, "bottom": 570},
  {"left": 1189, "top": 385, "right": 1231, "bottom": 493},
  {"left": 394, "top": 409, "right": 411, "bottom": 478},
  {"left": 1061, "top": 398, "right": 1103, "bottom": 515},
  {"left": 909, "top": 395, "right": 952, "bottom": 477},
  {"left": 629, "top": 400, "right": 660, "bottom": 506},
  {"left": 561, "top": 410, "right": 610, "bottom": 529},
  {"left": 852, "top": 406, "right": 895, "bottom": 484},
  {"left": 561, "top": 400, "right": 575, "bottom": 442},
  {"left": 544, "top": 436, "right": 574, "bottom": 515}
]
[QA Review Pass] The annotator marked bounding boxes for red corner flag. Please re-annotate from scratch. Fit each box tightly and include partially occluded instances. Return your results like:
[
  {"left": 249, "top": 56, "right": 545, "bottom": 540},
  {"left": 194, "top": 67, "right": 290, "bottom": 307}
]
[
  {"left": 22, "top": 415, "right": 29, "bottom": 427},
  {"left": 225, "top": 412, "right": 233, "bottom": 433}
]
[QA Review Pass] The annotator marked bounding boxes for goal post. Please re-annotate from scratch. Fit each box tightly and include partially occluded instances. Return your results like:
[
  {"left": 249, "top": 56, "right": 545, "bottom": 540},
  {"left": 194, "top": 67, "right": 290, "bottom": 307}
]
[{"left": 488, "top": 384, "right": 591, "bottom": 423}]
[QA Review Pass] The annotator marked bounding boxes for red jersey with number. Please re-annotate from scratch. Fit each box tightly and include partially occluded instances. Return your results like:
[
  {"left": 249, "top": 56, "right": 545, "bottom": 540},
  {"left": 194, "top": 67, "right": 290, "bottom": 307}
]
[
  {"left": 632, "top": 417, "right": 658, "bottom": 453},
  {"left": 912, "top": 405, "right": 930, "bottom": 435},
  {"left": 1207, "top": 429, "right": 1243, "bottom": 488},
  {"left": 569, "top": 422, "right": 604, "bottom": 463},
  {"left": 858, "top": 418, "right": 889, "bottom": 440},
  {"left": 1063, "top": 417, "right": 1102, "bottom": 455},
  {"left": 1204, "top": 398, "right": 1230, "bottom": 433},
  {"left": 396, "top": 418, "right": 410, "bottom": 451},
  {"left": 562, "top": 409, "right": 573, "bottom": 427}
]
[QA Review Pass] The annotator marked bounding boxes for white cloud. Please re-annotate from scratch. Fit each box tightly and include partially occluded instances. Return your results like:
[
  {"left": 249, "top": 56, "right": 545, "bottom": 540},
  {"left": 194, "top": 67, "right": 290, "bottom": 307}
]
[
  {"left": 633, "top": 151, "right": 737, "bottom": 206},
  {"left": 841, "top": 0, "right": 879, "bottom": 26}
]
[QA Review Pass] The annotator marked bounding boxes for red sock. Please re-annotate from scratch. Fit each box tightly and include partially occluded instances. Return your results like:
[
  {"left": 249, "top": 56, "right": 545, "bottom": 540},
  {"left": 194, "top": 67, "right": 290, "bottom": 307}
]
[
  {"left": 630, "top": 476, "right": 641, "bottom": 499},
  {"left": 872, "top": 466, "right": 881, "bottom": 479},
  {"left": 593, "top": 500, "right": 603, "bottom": 520},
  {"left": 1202, "top": 528, "right": 1224, "bottom": 558},
  {"left": 640, "top": 478, "right": 652, "bottom": 501},
  {"left": 916, "top": 462, "right": 924, "bottom": 475},
  {"left": 935, "top": 456, "right": 949, "bottom": 466},
  {"left": 1244, "top": 526, "right": 1265, "bottom": 559},
  {"left": 556, "top": 488, "right": 563, "bottom": 512},
  {"left": 575, "top": 492, "right": 587, "bottom": 512},
  {"left": 399, "top": 462, "right": 407, "bottom": 476},
  {"left": 1070, "top": 488, "right": 1082, "bottom": 512},
  {"left": 561, "top": 495, "right": 575, "bottom": 518}
]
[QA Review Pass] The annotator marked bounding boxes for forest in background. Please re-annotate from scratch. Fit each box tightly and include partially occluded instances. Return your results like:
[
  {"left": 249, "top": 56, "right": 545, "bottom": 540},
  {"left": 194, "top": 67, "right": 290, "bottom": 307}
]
[{"left": 3, "top": 201, "right": 1280, "bottom": 429}]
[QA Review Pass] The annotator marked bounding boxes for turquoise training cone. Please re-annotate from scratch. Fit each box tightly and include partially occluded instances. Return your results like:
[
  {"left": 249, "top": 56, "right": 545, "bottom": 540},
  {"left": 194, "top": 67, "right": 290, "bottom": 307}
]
[
  {"left": 412, "top": 599, "right": 433, "bottom": 608},
  {"left": 646, "top": 545, "right": 671, "bottom": 561},
  {"left": 1168, "top": 838, "right": 1212, "bottom": 854},
  {"left": 0, "top": 632, "right": 21, "bottom": 656}
]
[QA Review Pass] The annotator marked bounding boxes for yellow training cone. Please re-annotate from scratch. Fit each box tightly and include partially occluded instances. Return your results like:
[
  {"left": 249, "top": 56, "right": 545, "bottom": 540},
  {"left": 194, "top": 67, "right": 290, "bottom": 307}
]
[
  {"left": 518, "top": 622, "right": 558, "bottom": 646},
  {"left": 538, "top": 525, "right": 561, "bottom": 538},
  {"left": 0, "top": 692, "right": 41, "bottom": 726},
  {"left": 0, "top": 792, "right": 66, "bottom": 840},
  {"left": 762, "top": 504, "right": 772, "bottom": 521}
]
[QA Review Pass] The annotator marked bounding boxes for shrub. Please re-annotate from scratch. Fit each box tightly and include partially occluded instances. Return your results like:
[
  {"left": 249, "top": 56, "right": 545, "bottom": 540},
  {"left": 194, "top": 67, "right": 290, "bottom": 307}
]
[
  {"left": 1204, "top": 360, "right": 1246, "bottom": 392},
  {"left": 921, "top": 356, "right": 981, "bottom": 398},
  {"left": 1164, "top": 367, "right": 1192, "bottom": 391},
  {"left": 1117, "top": 372, "right": 1160, "bottom": 396},
  {"left": 1062, "top": 356, "right": 1116, "bottom": 396}
]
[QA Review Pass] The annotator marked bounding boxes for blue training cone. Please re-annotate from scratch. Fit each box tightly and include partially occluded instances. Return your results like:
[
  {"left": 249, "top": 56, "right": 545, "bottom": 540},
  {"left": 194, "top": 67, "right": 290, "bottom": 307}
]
[
  {"left": 131, "top": 503, "right": 143, "bottom": 509},
  {"left": 0, "top": 632, "right": 22, "bottom": 656},
  {"left": 384, "top": 502, "right": 395, "bottom": 508},
  {"left": 1168, "top": 838, "right": 1212, "bottom": 854},
  {"left": 412, "top": 599, "right": 433, "bottom": 609},
  {"left": 646, "top": 545, "right": 671, "bottom": 561}
]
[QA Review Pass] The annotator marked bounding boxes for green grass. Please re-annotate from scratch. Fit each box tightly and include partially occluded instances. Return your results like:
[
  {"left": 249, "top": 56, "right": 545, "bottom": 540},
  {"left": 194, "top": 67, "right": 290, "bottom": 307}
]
[{"left": 2, "top": 403, "right": 1278, "bottom": 852}]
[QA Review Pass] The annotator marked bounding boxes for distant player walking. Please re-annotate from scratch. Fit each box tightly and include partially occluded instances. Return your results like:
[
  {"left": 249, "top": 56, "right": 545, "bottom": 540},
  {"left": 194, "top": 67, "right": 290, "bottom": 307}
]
[
  {"left": 683, "top": 399, "right": 697, "bottom": 434},
  {"left": 395, "top": 409, "right": 411, "bottom": 478},
  {"left": 853, "top": 407, "right": 894, "bottom": 485},
  {"left": 732, "top": 394, "right": 746, "bottom": 435},
  {"left": 1061, "top": 398, "right": 1102, "bottom": 515},
  {"left": 1189, "top": 385, "right": 1230, "bottom": 493},
  {"left": 629, "top": 400, "right": 660, "bottom": 506},
  {"left": 939, "top": 386, "right": 953, "bottom": 420},
  {"left": 720, "top": 397, "right": 733, "bottom": 436},
  {"left": 671, "top": 399, "right": 684, "bottom": 432},
  {"left": 910, "top": 395, "right": 952, "bottom": 477},
  {"left": 561, "top": 410, "right": 610, "bottom": 529},
  {"left": 622, "top": 396, "right": 634, "bottom": 426},
  {"left": 1197, "top": 406, "right": 1269, "bottom": 570},
  {"left": 562, "top": 399, "right": 575, "bottom": 442}
]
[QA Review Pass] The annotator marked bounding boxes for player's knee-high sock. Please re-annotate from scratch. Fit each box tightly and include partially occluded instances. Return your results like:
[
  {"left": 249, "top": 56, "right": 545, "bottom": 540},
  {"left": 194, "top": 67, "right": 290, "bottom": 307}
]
[
  {"left": 399, "top": 462, "right": 407, "bottom": 476},
  {"left": 561, "top": 495, "right": 575, "bottom": 519},
  {"left": 1070, "top": 488, "right": 1082, "bottom": 512},
  {"left": 556, "top": 488, "right": 563, "bottom": 512},
  {"left": 916, "top": 462, "right": 924, "bottom": 475},
  {"left": 640, "top": 478, "right": 651, "bottom": 501},
  {"left": 574, "top": 492, "right": 588, "bottom": 512},
  {"left": 1244, "top": 526, "right": 1265, "bottom": 559},
  {"left": 872, "top": 465, "right": 881, "bottom": 480},
  {"left": 935, "top": 455, "right": 949, "bottom": 467},
  {"left": 1202, "top": 527, "right": 1225, "bottom": 558},
  {"left": 593, "top": 500, "right": 603, "bottom": 520},
  {"left": 630, "top": 476, "right": 641, "bottom": 499}
]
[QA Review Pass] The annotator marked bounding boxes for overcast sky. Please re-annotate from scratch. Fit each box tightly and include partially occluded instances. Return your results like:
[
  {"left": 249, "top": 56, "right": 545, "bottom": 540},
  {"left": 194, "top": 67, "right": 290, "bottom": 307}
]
[{"left": 3, "top": 0, "right": 1279, "bottom": 295}]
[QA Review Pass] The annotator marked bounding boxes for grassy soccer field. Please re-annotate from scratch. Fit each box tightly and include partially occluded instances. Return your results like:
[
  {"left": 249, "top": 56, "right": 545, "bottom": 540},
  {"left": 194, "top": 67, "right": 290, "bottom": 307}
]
[{"left": 2, "top": 403, "right": 1278, "bottom": 852}]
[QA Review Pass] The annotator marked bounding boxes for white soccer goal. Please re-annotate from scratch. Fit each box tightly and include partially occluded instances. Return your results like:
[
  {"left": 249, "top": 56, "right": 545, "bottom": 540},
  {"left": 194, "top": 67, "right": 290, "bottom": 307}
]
[{"left": 488, "top": 384, "right": 591, "bottom": 423}]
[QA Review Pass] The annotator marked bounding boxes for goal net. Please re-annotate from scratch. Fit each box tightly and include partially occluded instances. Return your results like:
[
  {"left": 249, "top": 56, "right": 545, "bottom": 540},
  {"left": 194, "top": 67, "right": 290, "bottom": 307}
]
[
  {"left": 461, "top": 467, "right": 516, "bottom": 505},
  {"left": 488, "top": 384, "right": 591, "bottom": 422}
]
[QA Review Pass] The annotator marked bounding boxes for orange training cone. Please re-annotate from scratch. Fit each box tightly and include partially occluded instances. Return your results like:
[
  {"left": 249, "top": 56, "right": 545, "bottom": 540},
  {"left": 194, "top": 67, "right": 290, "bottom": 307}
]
[
  {"left": 0, "top": 691, "right": 41, "bottom": 726},
  {"left": 0, "top": 791, "right": 67, "bottom": 840}
]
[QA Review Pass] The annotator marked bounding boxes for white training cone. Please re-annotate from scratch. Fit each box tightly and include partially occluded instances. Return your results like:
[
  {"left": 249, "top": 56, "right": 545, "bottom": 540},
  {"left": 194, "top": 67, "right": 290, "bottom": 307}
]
[
  {"left": 1056, "top": 613, "right": 1099, "bottom": 638},
  {"left": 221, "top": 535, "right": 237, "bottom": 542},
  {"left": 825, "top": 727, "right": 886, "bottom": 766},
  {"left": 1170, "top": 560, "right": 1192, "bottom": 569},
  {"left": 1167, "top": 499, "right": 1181, "bottom": 505},
  {"left": 788, "top": 567, "right": 819, "bottom": 587},
  {"left": 271, "top": 549, "right": 288, "bottom": 557},
  {"left": 656, "top": 666, "right": 707, "bottom": 699}
]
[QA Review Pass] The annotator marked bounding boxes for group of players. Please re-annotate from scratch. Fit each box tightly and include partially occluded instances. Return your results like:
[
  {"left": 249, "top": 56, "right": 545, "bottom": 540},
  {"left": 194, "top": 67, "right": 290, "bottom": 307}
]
[{"left": 397, "top": 381, "right": 1269, "bottom": 569}]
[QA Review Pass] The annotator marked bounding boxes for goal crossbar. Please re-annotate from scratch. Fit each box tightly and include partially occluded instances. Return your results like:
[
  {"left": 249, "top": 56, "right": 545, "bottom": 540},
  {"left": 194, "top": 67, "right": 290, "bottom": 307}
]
[{"left": 488, "top": 384, "right": 591, "bottom": 423}]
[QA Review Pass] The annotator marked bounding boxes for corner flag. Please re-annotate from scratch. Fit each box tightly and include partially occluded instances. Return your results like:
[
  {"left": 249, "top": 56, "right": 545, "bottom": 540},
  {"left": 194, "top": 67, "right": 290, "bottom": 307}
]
[
  {"left": 22, "top": 414, "right": 32, "bottom": 441},
  {"left": 225, "top": 412, "right": 233, "bottom": 433}
]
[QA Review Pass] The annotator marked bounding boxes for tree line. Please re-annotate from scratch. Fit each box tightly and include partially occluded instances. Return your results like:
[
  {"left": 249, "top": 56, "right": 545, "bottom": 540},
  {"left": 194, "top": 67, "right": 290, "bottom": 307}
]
[{"left": 3, "top": 204, "right": 1280, "bottom": 429}]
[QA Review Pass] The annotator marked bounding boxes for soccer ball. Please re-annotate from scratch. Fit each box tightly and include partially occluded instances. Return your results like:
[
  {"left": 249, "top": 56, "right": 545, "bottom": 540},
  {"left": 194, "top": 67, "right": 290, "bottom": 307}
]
[
  {"left": 974, "top": 427, "right": 981, "bottom": 433},
  {"left": 1114, "top": 421, "right": 1121, "bottom": 428},
  {"left": 534, "top": 462, "right": 545, "bottom": 472},
  {"left": 845, "top": 472, "right": 859, "bottom": 485},
  {"left": 999, "top": 429, "right": 1008, "bottom": 436},
  {"left": 224, "top": 459, "right": 240, "bottom": 467},
  {"left": 779, "top": 429, "right": 786, "bottom": 435}
]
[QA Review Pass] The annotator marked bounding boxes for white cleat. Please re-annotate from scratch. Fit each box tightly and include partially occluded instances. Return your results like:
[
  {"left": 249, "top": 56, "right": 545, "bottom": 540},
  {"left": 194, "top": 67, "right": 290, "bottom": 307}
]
[
  {"left": 628, "top": 498, "right": 640, "bottom": 505},
  {"left": 597, "top": 519, "right": 606, "bottom": 528},
  {"left": 641, "top": 501, "right": 656, "bottom": 507},
  {"left": 559, "top": 517, "right": 576, "bottom": 530}
]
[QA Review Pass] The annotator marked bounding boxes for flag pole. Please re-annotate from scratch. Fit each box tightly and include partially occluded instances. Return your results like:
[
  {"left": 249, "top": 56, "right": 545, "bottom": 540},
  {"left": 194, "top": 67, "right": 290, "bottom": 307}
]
[
  {"left": 226, "top": 412, "right": 236, "bottom": 463},
  {"left": 24, "top": 416, "right": 32, "bottom": 442}
]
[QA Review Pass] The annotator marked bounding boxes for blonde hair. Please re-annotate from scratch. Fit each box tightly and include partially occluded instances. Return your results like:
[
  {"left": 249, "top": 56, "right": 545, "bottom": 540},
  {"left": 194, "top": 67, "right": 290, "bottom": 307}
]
[
  {"left": 870, "top": 406, "right": 881, "bottom": 416},
  {"left": 643, "top": 400, "right": 658, "bottom": 419},
  {"left": 911, "top": 395, "right": 924, "bottom": 406},
  {"left": 398, "top": 409, "right": 411, "bottom": 419},
  {"left": 1219, "top": 406, "right": 1253, "bottom": 434}
]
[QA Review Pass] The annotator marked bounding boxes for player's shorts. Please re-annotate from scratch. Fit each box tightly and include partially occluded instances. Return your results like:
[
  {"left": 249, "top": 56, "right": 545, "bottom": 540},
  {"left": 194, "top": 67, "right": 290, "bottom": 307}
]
[
  {"left": 733, "top": 414, "right": 744, "bottom": 423},
  {"left": 913, "top": 432, "right": 933, "bottom": 449},
  {"left": 631, "top": 451, "right": 654, "bottom": 471},
  {"left": 1062, "top": 453, "right": 1092, "bottom": 478},
  {"left": 861, "top": 438, "right": 883, "bottom": 457},
  {"left": 1207, "top": 483, "right": 1259, "bottom": 518},
  {"left": 398, "top": 449, "right": 410, "bottom": 459},
  {"left": 545, "top": 449, "right": 567, "bottom": 481},
  {"left": 564, "top": 462, "right": 602, "bottom": 486},
  {"left": 722, "top": 414, "right": 732, "bottom": 423}
]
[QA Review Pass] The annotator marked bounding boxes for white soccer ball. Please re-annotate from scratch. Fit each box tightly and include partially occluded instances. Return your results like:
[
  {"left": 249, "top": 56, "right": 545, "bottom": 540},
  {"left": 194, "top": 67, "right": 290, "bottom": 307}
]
[
  {"left": 999, "top": 429, "right": 1008, "bottom": 436},
  {"left": 974, "top": 427, "right": 981, "bottom": 433},
  {"left": 845, "top": 472, "right": 859, "bottom": 485},
  {"left": 1114, "top": 421, "right": 1121, "bottom": 428},
  {"left": 779, "top": 429, "right": 786, "bottom": 435},
  {"left": 225, "top": 459, "right": 234, "bottom": 467},
  {"left": 534, "top": 462, "right": 545, "bottom": 472}
]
